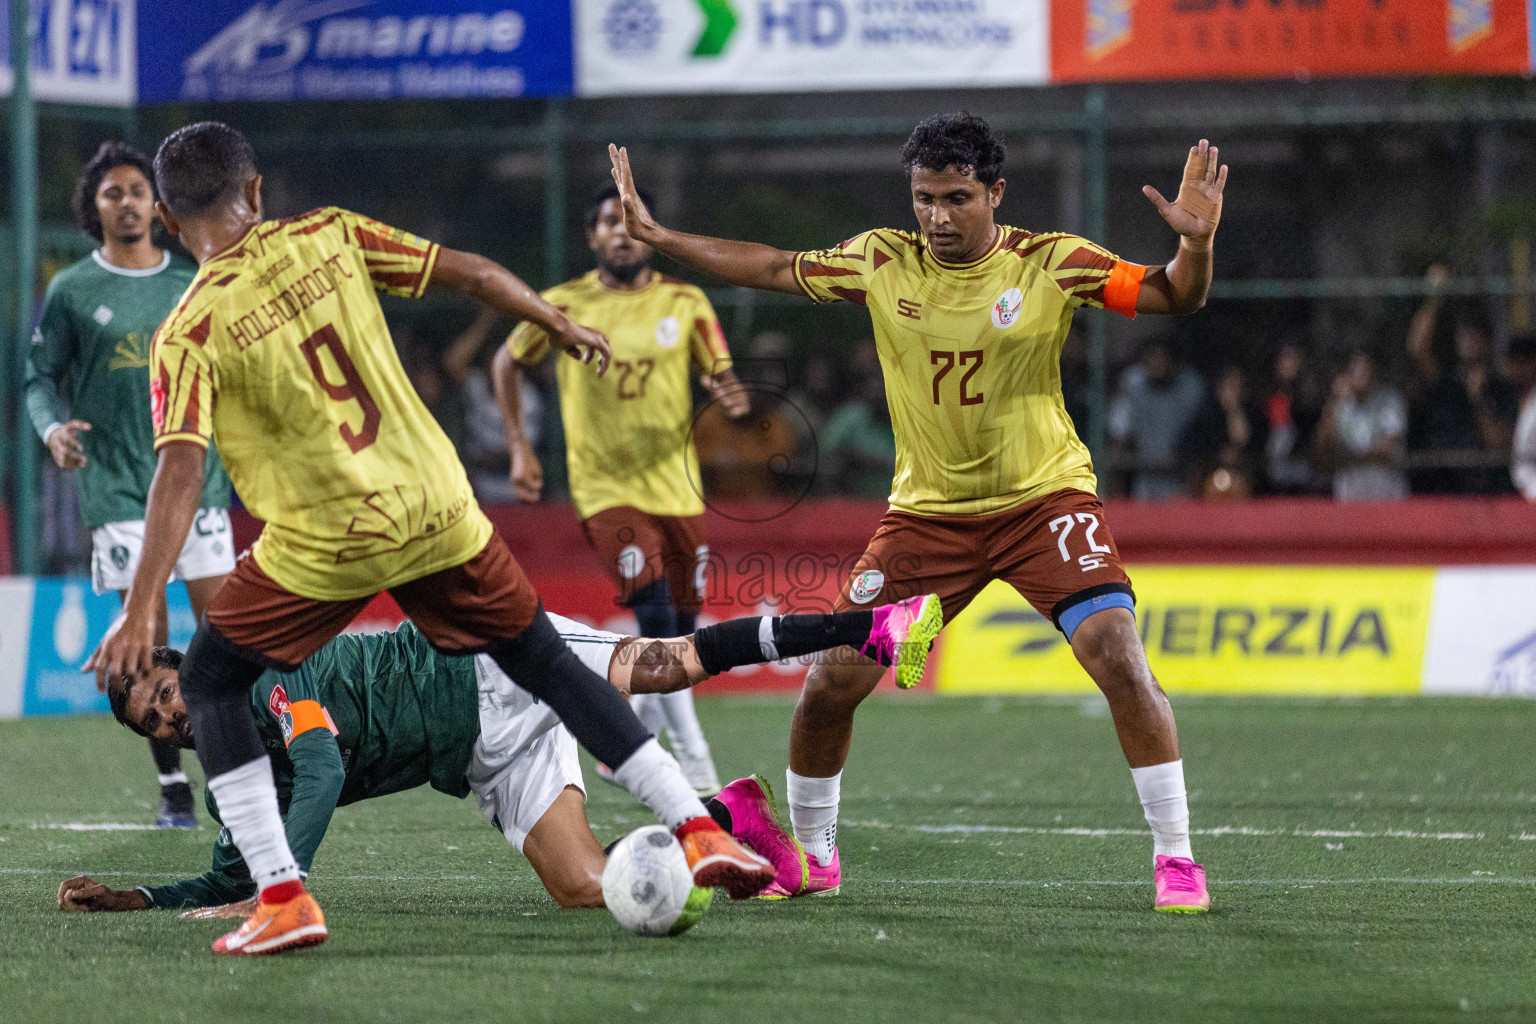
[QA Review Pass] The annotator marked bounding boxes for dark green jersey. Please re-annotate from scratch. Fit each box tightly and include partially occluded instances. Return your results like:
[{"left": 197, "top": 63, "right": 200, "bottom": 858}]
[
  {"left": 144, "top": 623, "right": 481, "bottom": 909},
  {"left": 25, "top": 251, "right": 231, "bottom": 529}
]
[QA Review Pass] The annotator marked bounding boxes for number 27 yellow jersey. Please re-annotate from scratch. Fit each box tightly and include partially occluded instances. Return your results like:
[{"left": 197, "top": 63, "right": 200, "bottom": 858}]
[{"left": 151, "top": 207, "right": 492, "bottom": 601}]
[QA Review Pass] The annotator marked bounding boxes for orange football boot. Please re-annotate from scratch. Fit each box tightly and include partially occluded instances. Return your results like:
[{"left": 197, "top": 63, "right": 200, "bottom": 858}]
[
  {"left": 675, "top": 817, "right": 775, "bottom": 900},
  {"left": 212, "top": 882, "right": 328, "bottom": 956}
]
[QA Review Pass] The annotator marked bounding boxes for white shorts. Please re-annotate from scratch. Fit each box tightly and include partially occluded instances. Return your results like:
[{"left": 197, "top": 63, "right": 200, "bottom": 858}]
[
  {"left": 466, "top": 612, "right": 625, "bottom": 852},
  {"left": 90, "top": 508, "right": 236, "bottom": 596}
]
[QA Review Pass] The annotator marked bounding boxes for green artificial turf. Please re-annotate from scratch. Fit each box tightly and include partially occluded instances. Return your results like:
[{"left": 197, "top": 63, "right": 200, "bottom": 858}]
[{"left": 3, "top": 695, "right": 1535, "bottom": 1023}]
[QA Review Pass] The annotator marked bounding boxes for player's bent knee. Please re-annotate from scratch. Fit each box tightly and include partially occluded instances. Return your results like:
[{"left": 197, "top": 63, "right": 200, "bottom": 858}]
[
  {"left": 802, "top": 657, "right": 885, "bottom": 706},
  {"left": 1068, "top": 607, "right": 1153, "bottom": 690}
]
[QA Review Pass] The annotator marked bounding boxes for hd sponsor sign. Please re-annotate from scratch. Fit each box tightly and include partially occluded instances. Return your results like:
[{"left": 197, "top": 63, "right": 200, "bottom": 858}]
[
  {"left": 937, "top": 567, "right": 1440, "bottom": 696},
  {"left": 136, "top": 0, "right": 572, "bottom": 103},
  {"left": 1052, "top": 0, "right": 1531, "bottom": 83},
  {"left": 574, "top": 0, "right": 1049, "bottom": 96},
  {"left": 0, "top": 0, "right": 136, "bottom": 105}
]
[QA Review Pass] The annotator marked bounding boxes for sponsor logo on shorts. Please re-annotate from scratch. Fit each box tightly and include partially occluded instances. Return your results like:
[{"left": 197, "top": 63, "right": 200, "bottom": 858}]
[
  {"left": 991, "top": 288, "right": 1023, "bottom": 329},
  {"left": 849, "top": 569, "right": 884, "bottom": 605},
  {"left": 655, "top": 315, "right": 680, "bottom": 348},
  {"left": 617, "top": 543, "right": 645, "bottom": 581},
  {"left": 109, "top": 545, "right": 131, "bottom": 572}
]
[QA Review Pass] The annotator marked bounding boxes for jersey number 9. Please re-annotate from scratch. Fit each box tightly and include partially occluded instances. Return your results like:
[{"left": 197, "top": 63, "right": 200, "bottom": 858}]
[{"left": 300, "top": 325, "right": 382, "bottom": 453}]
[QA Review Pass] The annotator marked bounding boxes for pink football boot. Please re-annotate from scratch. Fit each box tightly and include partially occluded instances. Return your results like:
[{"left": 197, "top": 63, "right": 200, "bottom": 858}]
[{"left": 1154, "top": 855, "right": 1210, "bottom": 913}]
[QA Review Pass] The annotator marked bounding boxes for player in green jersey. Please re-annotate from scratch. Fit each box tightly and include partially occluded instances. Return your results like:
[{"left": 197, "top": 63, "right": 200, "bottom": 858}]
[
  {"left": 55, "top": 598, "right": 939, "bottom": 913},
  {"left": 25, "top": 142, "right": 234, "bottom": 829}
]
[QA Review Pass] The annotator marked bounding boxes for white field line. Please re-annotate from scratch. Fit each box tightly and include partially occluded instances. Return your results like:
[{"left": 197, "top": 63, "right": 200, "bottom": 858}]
[
  {"left": 844, "top": 821, "right": 1506, "bottom": 841},
  {"left": 29, "top": 823, "right": 172, "bottom": 832},
  {"left": 4, "top": 867, "right": 1534, "bottom": 887}
]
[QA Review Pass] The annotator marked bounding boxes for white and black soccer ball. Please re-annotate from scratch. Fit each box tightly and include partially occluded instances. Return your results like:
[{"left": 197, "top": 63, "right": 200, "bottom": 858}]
[{"left": 601, "top": 825, "right": 712, "bottom": 937}]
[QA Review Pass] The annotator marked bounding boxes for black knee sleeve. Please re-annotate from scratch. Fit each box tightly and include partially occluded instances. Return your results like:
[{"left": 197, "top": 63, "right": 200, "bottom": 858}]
[
  {"left": 627, "top": 578, "right": 678, "bottom": 639},
  {"left": 488, "top": 604, "right": 651, "bottom": 768},
  {"left": 178, "top": 622, "right": 268, "bottom": 779},
  {"left": 675, "top": 610, "right": 697, "bottom": 637}
]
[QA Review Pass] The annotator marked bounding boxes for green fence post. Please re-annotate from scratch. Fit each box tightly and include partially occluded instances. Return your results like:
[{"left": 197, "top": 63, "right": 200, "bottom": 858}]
[
  {"left": 10, "top": 0, "right": 40, "bottom": 574},
  {"left": 543, "top": 98, "right": 567, "bottom": 289},
  {"left": 1084, "top": 85, "right": 1109, "bottom": 482}
]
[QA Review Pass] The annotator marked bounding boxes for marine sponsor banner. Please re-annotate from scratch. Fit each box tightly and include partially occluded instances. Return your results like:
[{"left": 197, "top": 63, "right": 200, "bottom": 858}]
[
  {"left": 1052, "top": 0, "right": 1531, "bottom": 83},
  {"left": 937, "top": 567, "right": 1437, "bottom": 695},
  {"left": 574, "top": 0, "right": 1049, "bottom": 96},
  {"left": 0, "top": 0, "right": 137, "bottom": 106},
  {"left": 1422, "top": 567, "right": 1536, "bottom": 695},
  {"left": 136, "top": 0, "right": 572, "bottom": 103}
]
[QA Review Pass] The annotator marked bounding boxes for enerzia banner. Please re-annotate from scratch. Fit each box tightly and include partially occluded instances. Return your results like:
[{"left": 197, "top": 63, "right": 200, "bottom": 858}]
[{"left": 136, "top": 0, "right": 573, "bottom": 103}]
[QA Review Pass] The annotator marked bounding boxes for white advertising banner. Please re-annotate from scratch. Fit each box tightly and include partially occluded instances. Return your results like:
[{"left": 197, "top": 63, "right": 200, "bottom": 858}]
[
  {"left": 574, "top": 0, "right": 1048, "bottom": 96},
  {"left": 0, "top": 0, "right": 137, "bottom": 106},
  {"left": 1422, "top": 566, "right": 1536, "bottom": 696},
  {"left": 0, "top": 580, "right": 37, "bottom": 720}
]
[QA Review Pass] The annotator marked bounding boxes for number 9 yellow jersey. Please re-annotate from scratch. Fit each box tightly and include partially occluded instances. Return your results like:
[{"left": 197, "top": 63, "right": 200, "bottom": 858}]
[
  {"left": 792, "top": 226, "right": 1145, "bottom": 516},
  {"left": 151, "top": 207, "right": 491, "bottom": 601}
]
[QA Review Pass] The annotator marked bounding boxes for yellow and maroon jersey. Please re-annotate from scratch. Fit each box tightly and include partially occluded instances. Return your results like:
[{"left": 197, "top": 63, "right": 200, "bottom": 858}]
[
  {"left": 507, "top": 270, "right": 731, "bottom": 521},
  {"left": 151, "top": 207, "right": 491, "bottom": 601},
  {"left": 793, "top": 226, "right": 1145, "bottom": 516}
]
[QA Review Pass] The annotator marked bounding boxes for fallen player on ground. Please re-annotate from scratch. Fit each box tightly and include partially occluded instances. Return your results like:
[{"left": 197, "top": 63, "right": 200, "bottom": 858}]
[{"left": 58, "top": 597, "right": 941, "bottom": 915}]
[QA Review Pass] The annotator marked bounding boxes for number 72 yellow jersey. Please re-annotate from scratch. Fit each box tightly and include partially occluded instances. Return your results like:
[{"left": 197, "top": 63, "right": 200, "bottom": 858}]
[
  {"left": 793, "top": 225, "right": 1145, "bottom": 516},
  {"left": 151, "top": 207, "right": 491, "bottom": 601}
]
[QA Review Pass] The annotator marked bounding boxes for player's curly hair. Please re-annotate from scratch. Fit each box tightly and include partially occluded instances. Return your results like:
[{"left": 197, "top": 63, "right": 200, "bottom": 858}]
[
  {"left": 900, "top": 112, "right": 1007, "bottom": 186},
  {"left": 108, "top": 647, "right": 185, "bottom": 739},
  {"left": 154, "top": 121, "right": 258, "bottom": 219},
  {"left": 71, "top": 140, "right": 157, "bottom": 243},
  {"left": 584, "top": 183, "right": 657, "bottom": 235}
]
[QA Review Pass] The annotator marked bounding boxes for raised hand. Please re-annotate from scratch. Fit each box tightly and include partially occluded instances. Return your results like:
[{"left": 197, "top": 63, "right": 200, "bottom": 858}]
[
  {"left": 1143, "top": 140, "right": 1228, "bottom": 244},
  {"left": 608, "top": 144, "right": 660, "bottom": 244}
]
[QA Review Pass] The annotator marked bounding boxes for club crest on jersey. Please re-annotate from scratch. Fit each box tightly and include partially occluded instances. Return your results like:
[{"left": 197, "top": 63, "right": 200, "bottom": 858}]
[
  {"left": 849, "top": 569, "right": 885, "bottom": 605},
  {"left": 991, "top": 288, "right": 1024, "bottom": 329},
  {"left": 655, "top": 315, "right": 681, "bottom": 348}
]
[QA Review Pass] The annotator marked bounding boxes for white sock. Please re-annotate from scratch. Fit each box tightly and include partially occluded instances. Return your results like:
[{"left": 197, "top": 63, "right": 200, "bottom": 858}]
[
  {"left": 612, "top": 738, "right": 708, "bottom": 830},
  {"left": 1130, "top": 759, "right": 1194, "bottom": 861},
  {"left": 786, "top": 769, "right": 841, "bottom": 866},
  {"left": 205, "top": 757, "right": 301, "bottom": 891},
  {"left": 629, "top": 693, "right": 667, "bottom": 736},
  {"left": 157, "top": 771, "right": 189, "bottom": 787},
  {"left": 657, "top": 690, "right": 711, "bottom": 762}
]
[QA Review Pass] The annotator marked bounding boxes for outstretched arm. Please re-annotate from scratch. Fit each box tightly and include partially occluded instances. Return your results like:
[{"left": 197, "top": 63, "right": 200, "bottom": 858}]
[
  {"left": 1135, "top": 141, "right": 1228, "bottom": 316},
  {"left": 608, "top": 145, "right": 803, "bottom": 295},
  {"left": 430, "top": 248, "right": 610, "bottom": 374}
]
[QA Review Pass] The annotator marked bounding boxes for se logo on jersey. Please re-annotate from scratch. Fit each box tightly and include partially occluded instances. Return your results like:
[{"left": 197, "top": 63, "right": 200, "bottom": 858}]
[
  {"left": 655, "top": 316, "right": 680, "bottom": 348},
  {"left": 991, "top": 288, "right": 1023, "bottom": 329}
]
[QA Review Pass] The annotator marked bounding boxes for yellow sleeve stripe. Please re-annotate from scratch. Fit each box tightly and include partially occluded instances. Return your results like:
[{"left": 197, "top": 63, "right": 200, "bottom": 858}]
[
  {"left": 790, "top": 252, "right": 825, "bottom": 303},
  {"left": 412, "top": 242, "right": 441, "bottom": 300},
  {"left": 154, "top": 432, "right": 210, "bottom": 450}
]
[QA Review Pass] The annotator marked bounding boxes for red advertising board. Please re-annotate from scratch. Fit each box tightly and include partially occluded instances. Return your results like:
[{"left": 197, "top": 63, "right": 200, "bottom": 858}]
[{"left": 1052, "top": 0, "right": 1531, "bottom": 82}]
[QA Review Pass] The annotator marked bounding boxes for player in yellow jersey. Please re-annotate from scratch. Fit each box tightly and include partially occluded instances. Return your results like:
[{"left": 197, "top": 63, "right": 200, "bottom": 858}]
[
  {"left": 608, "top": 113, "right": 1228, "bottom": 912},
  {"left": 87, "top": 122, "right": 774, "bottom": 957},
  {"left": 495, "top": 184, "right": 748, "bottom": 797}
]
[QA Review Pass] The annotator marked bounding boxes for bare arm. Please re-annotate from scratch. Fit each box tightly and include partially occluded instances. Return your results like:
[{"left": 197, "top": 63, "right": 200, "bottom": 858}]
[
  {"left": 491, "top": 345, "right": 543, "bottom": 503},
  {"left": 608, "top": 145, "right": 803, "bottom": 296},
  {"left": 1135, "top": 141, "right": 1227, "bottom": 316},
  {"left": 443, "top": 307, "right": 500, "bottom": 387},
  {"left": 84, "top": 441, "right": 204, "bottom": 689},
  {"left": 429, "top": 248, "right": 610, "bottom": 373}
]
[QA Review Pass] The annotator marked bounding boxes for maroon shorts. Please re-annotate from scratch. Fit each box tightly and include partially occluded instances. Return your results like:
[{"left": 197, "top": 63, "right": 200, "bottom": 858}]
[
  {"left": 580, "top": 507, "right": 707, "bottom": 613},
  {"left": 831, "top": 488, "right": 1135, "bottom": 636},
  {"left": 206, "top": 531, "right": 539, "bottom": 670}
]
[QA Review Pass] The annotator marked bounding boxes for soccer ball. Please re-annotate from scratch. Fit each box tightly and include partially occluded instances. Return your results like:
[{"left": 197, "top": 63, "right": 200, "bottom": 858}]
[{"left": 601, "top": 825, "right": 713, "bottom": 937}]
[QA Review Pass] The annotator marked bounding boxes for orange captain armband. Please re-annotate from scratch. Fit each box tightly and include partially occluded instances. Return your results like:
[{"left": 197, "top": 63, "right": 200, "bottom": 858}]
[
  {"left": 1103, "top": 260, "right": 1147, "bottom": 319},
  {"left": 282, "top": 700, "right": 339, "bottom": 747}
]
